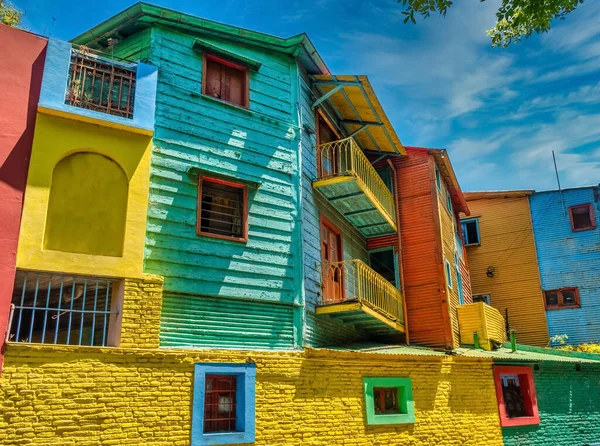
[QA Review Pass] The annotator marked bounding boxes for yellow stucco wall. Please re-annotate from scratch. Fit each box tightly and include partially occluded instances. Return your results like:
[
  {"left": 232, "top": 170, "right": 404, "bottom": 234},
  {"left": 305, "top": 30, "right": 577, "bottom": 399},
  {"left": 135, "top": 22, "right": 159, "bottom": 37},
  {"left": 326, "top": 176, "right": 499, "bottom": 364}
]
[
  {"left": 0, "top": 344, "right": 503, "bottom": 446},
  {"left": 463, "top": 196, "right": 549, "bottom": 347},
  {"left": 16, "top": 112, "right": 152, "bottom": 278},
  {"left": 44, "top": 152, "right": 129, "bottom": 257}
]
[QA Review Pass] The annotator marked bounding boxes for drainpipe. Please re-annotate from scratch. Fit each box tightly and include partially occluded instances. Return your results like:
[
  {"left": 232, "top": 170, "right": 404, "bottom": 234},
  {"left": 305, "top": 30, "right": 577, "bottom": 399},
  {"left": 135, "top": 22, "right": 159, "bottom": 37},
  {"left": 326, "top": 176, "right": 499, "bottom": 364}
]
[
  {"left": 387, "top": 158, "right": 410, "bottom": 345},
  {"left": 509, "top": 330, "right": 517, "bottom": 352},
  {"left": 473, "top": 332, "right": 480, "bottom": 350}
]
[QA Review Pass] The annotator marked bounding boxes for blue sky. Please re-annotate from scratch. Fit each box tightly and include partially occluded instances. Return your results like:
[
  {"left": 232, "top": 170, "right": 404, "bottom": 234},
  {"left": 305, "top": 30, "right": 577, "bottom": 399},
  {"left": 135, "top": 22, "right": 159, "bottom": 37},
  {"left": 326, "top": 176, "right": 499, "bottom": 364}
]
[{"left": 14, "top": 0, "right": 600, "bottom": 191}]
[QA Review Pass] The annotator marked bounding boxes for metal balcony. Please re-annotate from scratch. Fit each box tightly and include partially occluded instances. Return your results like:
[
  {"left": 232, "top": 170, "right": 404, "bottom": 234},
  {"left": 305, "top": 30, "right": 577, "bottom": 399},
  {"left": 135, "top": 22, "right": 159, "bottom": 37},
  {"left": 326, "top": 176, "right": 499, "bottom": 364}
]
[
  {"left": 313, "top": 137, "right": 397, "bottom": 237},
  {"left": 316, "top": 259, "right": 405, "bottom": 335}
]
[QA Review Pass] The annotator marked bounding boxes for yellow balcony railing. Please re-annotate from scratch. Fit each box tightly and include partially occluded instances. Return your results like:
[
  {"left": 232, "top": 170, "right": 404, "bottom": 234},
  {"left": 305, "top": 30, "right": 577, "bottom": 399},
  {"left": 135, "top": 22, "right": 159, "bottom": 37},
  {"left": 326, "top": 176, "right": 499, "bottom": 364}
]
[
  {"left": 458, "top": 302, "right": 507, "bottom": 350},
  {"left": 315, "top": 137, "right": 396, "bottom": 227},
  {"left": 320, "top": 259, "right": 404, "bottom": 325}
]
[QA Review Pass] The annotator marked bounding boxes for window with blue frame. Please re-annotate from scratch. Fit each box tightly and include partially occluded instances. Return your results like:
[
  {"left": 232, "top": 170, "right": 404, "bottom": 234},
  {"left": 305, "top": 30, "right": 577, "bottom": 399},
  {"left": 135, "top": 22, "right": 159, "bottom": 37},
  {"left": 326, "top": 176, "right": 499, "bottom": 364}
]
[
  {"left": 446, "top": 190, "right": 453, "bottom": 213},
  {"left": 454, "top": 252, "right": 464, "bottom": 305},
  {"left": 461, "top": 218, "right": 480, "bottom": 246},
  {"left": 192, "top": 363, "right": 256, "bottom": 445},
  {"left": 435, "top": 167, "right": 441, "bottom": 190},
  {"left": 445, "top": 259, "right": 453, "bottom": 290}
]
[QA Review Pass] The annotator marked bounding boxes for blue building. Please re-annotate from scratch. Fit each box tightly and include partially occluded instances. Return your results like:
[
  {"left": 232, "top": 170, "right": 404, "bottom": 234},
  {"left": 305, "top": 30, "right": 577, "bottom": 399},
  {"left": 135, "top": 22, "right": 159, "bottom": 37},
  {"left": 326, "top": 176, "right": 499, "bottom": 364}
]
[{"left": 530, "top": 185, "right": 600, "bottom": 345}]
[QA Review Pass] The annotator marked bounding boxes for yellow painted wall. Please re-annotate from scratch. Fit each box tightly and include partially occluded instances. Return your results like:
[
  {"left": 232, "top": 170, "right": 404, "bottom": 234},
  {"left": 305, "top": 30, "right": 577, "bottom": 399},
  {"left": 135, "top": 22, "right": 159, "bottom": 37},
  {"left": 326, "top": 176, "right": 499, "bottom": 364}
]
[
  {"left": 16, "top": 112, "right": 152, "bottom": 278},
  {"left": 44, "top": 153, "right": 128, "bottom": 257},
  {"left": 436, "top": 171, "right": 461, "bottom": 348},
  {"left": 463, "top": 196, "right": 549, "bottom": 347},
  {"left": 0, "top": 344, "right": 503, "bottom": 446}
]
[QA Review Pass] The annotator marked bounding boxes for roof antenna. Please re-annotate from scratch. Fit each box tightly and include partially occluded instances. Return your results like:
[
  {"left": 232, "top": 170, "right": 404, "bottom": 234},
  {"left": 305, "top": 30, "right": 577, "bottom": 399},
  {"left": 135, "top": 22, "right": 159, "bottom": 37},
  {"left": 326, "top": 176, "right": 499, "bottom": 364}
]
[{"left": 552, "top": 150, "right": 567, "bottom": 217}]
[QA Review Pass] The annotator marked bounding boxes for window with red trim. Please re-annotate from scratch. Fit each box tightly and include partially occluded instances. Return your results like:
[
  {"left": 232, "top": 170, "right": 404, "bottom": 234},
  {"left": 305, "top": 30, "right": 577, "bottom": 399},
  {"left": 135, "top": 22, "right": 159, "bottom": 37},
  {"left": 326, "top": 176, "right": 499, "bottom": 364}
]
[
  {"left": 569, "top": 203, "right": 595, "bottom": 232},
  {"left": 197, "top": 176, "right": 248, "bottom": 243},
  {"left": 544, "top": 287, "right": 580, "bottom": 310},
  {"left": 373, "top": 388, "right": 401, "bottom": 415},
  {"left": 493, "top": 366, "right": 540, "bottom": 427},
  {"left": 202, "top": 55, "right": 249, "bottom": 108},
  {"left": 204, "top": 374, "right": 237, "bottom": 433}
]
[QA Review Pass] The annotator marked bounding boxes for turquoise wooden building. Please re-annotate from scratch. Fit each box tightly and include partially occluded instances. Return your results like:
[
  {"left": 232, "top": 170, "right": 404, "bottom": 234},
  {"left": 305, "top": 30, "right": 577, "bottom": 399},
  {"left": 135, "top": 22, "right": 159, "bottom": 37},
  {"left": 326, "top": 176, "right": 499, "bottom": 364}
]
[{"left": 74, "top": 3, "right": 407, "bottom": 351}]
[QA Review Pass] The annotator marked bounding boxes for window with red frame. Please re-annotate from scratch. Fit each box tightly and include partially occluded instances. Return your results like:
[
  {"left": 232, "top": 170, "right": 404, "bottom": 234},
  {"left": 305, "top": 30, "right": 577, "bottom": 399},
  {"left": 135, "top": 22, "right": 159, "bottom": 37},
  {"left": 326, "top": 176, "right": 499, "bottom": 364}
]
[
  {"left": 569, "top": 203, "right": 596, "bottom": 232},
  {"left": 197, "top": 177, "right": 248, "bottom": 242},
  {"left": 204, "top": 374, "right": 237, "bottom": 433},
  {"left": 493, "top": 366, "right": 540, "bottom": 427},
  {"left": 544, "top": 287, "right": 580, "bottom": 310},
  {"left": 373, "top": 388, "right": 401, "bottom": 415},
  {"left": 202, "top": 55, "right": 249, "bottom": 108}
]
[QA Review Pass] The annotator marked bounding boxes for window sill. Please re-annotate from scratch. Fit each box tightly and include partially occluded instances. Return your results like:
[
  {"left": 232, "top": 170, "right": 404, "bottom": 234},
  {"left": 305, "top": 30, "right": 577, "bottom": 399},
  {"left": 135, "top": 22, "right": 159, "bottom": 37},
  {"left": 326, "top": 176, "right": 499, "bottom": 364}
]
[
  {"left": 465, "top": 243, "right": 481, "bottom": 247},
  {"left": 197, "top": 231, "right": 248, "bottom": 244},
  {"left": 501, "top": 416, "right": 540, "bottom": 428},
  {"left": 572, "top": 226, "right": 596, "bottom": 232},
  {"left": 546, "top": 304, "right": 581, "bottom": 311},
  {"left": 194, "top": 92, "right": 252, "bottom": 115}
]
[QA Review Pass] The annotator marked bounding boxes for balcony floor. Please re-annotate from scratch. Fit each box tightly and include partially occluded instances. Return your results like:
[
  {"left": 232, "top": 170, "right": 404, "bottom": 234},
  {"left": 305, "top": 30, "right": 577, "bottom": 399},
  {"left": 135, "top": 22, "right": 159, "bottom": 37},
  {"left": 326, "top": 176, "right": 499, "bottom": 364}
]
[
  {"left": 316, "top": 299, "right": 405, "bottom": 337},
  {"left": 313, "top": 175, "right": 397, "bottom": 238}
]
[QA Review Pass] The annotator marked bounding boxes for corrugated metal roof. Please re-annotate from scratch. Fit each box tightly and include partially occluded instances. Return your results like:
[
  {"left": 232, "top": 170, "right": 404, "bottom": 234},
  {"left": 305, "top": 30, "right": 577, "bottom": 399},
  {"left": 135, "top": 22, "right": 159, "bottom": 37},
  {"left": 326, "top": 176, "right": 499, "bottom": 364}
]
[{"left": 322, "top": 342, "right": 600, "bottom": 363}]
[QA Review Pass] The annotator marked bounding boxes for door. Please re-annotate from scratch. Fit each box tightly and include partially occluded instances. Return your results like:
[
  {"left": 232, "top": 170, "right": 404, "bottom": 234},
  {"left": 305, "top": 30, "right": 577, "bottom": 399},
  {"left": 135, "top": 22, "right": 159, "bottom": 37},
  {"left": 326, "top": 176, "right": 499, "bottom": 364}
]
[
  {"left": 317, "top": 113, "right": 339, "bottom": 178},
  {"left": 321, "top": 218, "right": 344, "bottom": 304}
]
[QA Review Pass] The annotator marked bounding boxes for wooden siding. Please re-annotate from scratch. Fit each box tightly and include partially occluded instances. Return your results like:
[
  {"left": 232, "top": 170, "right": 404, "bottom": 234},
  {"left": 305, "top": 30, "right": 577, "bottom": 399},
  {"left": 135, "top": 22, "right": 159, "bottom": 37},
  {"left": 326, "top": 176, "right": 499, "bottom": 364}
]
[
  {"left": 530, "top": 187, "right": 600, "bottom": 345},
  {"left": 127, "top": 27, "right": 303, "bottom": 350},
  {"left": 436, "top": 168, "right": 462, "bottom": 348},
  {"left": 299, "top": 70, "right": 371, "bottom": 347},
  {"left": 160, "top": 293, "right": 295, "bottom": 349},
  {"left": 394, "top": 150, "right": 450, "bottom": 347},
  {"left": 464, "top": 196, "right": 549, "bottom": 347}
]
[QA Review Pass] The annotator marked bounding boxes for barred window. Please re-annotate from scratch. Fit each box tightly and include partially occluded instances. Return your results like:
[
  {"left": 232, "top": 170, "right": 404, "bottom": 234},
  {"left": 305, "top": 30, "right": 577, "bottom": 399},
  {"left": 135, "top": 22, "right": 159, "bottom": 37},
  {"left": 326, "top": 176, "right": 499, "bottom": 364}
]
[
  {"left": 204, "top": 375, "right": 237, "bottom": 433},
  {"left": 65, "top": 50, "right": 136, "bottom": 119},
  {"left": 9, "top": 271, "right": 120, "bottom": 346},
  {"left": 197, "top": 177, "right": 248, "bottom": 242}
]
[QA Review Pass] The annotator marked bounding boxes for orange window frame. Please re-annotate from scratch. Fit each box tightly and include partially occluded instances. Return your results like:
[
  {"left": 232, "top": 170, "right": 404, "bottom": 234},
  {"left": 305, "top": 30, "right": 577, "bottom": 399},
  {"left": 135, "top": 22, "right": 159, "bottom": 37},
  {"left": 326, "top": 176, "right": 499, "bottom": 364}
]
[
  {"left": 543, "top": 287, "right": 581, "bottom": 310},
  {"left": 197, "top": 176, "right": 249, "bottom": 243},
  {"left": 320, "top": 215, "right": 345, "bottom": 303},
  {"left": 569, "top": 203, "right": 596, "bottom": 232},
  {"left": 201, "top": 54, "right": 250, "bottom": 109}
]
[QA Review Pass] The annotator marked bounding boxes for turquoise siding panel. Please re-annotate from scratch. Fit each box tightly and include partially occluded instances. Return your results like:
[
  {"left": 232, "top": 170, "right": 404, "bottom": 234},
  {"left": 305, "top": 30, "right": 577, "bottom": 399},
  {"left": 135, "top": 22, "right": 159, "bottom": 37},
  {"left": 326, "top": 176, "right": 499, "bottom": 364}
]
[
  {"left": 143, "top": 27, "right": 303, "bottom": 349},
  {"left": 298, "top": 70, "right": 371, "bottom": 347},
  {"left": 304, "top": 311, "right": 366, "bottom": 347},
  {"left": 530, "top": 186, "right": 600, "bottom": 345},
  {"left": 161, "top": 293, "right": 295, "bottom": 349}
]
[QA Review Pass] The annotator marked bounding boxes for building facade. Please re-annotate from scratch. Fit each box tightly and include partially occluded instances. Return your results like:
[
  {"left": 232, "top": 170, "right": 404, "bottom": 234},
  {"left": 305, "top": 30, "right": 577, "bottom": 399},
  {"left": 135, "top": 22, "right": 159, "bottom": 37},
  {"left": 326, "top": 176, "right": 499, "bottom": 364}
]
[
  {"left": 0, "top": 25, "right": 47, "bottom": 365},
  {"left": 462, "top": 192, "right": 550, "bottom": 347},
  {"left": 1, "top": 5, "right": 600, "bottom": 446},
  {"left": 530, "top": 186, "right": 600, "bottom": 346}
]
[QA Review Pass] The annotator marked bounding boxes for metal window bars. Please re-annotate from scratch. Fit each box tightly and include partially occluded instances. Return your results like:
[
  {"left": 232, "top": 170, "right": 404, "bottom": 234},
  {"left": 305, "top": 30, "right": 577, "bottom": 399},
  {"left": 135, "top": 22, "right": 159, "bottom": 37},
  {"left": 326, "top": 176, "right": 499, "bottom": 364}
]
[
  {"left": 65, "top": 49, "right": 136, "bottom": 119},
  {"left": 314, "top": 137, "right": 397, "bottom": 225},
  {"left": 8, "top": 270, "right": 120, "bottom": 347}
]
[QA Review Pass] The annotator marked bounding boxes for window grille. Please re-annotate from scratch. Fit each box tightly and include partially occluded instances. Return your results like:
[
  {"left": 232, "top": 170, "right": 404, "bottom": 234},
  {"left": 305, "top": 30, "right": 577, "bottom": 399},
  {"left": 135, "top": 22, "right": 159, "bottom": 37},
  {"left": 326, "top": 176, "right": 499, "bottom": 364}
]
[
  {"left": 65, "top": 49, "right": 136, "bottom": 119},
  {"left": 198, "top": 177, "right": 248, "bottom": 242},
  {"left": 204, "top": 374, "right": 237, "bottom": 433},
  {"left": 9, "top": 270, "right": 119, "bottom": 347}
]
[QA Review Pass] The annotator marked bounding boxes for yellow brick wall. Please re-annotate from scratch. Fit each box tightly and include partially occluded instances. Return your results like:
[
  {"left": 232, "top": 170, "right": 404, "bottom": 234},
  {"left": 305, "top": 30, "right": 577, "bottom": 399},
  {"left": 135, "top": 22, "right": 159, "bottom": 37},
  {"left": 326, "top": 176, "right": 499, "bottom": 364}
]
[
  {"left": 119, "top": 274, "right": 164, "bottom": 349},
  {"left": 0, "top": 344, "right": 503, "bottom": 446}
]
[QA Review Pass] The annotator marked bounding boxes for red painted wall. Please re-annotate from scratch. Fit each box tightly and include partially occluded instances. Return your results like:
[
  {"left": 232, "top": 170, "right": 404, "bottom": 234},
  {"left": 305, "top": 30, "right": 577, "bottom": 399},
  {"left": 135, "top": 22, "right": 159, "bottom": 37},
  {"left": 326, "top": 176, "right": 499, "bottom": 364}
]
[
  {"left": 0, "top": 25, "right": 47, "bottom": 366},
  {"left": 395, "top": 149, "right": 451, "bottom": 348}
]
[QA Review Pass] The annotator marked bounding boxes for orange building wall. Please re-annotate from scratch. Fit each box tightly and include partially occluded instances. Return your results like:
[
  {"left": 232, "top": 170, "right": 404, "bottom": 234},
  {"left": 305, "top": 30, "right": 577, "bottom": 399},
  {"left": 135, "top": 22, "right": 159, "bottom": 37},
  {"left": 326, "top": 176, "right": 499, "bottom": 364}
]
[
  {"left": 393, "top": 150, "right": 452, "bottom": 348},
  {"left": 463, "top": 195, "right": 549, "bottom": 347}
]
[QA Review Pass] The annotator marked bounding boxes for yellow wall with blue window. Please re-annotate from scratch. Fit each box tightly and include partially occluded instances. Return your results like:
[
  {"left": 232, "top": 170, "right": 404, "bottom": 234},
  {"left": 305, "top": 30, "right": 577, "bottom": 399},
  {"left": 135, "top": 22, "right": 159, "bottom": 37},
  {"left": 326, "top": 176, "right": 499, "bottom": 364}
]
[{"left": 16, "top": 112, "right": 152, "bottom": 278}]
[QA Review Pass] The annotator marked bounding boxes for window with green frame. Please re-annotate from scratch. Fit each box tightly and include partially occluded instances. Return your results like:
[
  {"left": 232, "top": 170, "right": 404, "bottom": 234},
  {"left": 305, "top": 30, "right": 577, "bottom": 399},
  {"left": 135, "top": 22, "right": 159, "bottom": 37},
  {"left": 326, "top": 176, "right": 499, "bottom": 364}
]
[{"left": 363, "top": 377, "right": 415, "bottom": 425}]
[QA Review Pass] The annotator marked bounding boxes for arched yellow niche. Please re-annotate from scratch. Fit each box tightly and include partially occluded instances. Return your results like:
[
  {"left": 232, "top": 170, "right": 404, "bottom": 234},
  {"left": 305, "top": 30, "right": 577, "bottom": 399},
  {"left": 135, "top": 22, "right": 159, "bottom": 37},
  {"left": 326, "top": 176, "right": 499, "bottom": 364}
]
[
  {"left": 17, "top": 112, "right": 152, "bottom": 278},
  {"left": 44, "top": 152, "right": 129, "bottom": 257}
]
